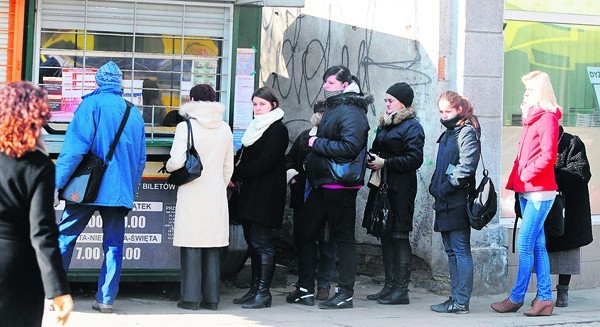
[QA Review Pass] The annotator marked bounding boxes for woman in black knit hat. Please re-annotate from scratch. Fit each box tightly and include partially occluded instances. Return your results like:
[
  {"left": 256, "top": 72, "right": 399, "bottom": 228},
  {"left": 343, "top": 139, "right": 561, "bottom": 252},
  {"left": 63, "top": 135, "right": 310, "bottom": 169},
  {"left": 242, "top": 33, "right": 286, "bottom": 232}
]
[{"left": 362, "top": 82, "right": 425, "bottom": 305}]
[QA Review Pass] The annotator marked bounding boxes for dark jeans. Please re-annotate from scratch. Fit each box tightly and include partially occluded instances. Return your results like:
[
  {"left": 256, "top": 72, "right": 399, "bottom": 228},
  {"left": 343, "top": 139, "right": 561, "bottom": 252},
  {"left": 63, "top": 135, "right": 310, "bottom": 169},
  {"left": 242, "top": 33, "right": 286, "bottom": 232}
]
[
  {"left": 296, "top": 188, "right": 358, "bottom": 294},
  {"left": 242, "top": 221, "right": 274, "bottom": 256},
  {"left": 441, "top": 228, "right": 473, "bottom": 306},
  {"left": 293, "top": 209, "right": 337, "bottom": 289}
]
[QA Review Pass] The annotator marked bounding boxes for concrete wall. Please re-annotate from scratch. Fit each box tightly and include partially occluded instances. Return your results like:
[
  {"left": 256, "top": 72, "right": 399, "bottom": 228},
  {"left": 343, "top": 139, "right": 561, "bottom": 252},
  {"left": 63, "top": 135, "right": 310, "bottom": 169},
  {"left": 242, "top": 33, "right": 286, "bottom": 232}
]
[{"left": 259, "top": 0, "right": 506, "bottom": 295}]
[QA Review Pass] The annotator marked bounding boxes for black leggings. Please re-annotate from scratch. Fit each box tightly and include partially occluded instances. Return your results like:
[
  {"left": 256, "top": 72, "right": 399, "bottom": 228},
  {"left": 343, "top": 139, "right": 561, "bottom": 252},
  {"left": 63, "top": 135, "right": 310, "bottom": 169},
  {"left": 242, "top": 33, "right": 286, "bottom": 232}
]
[{"left": 558, "top": 274, "right": 571, "bottom": 286}]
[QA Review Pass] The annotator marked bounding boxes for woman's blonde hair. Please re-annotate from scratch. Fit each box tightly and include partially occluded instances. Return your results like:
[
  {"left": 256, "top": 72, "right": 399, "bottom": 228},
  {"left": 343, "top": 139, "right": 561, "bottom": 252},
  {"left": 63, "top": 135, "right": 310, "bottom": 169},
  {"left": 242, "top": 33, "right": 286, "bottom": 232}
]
[
  {"left": 0, "top": 82, "right": 50, "bottom": 158},
  {"left": 437, "top": 91, "right": 480, "bottom": 130},
  {"left": 521, "top": 71, "right": 562, "bottom": 114}
]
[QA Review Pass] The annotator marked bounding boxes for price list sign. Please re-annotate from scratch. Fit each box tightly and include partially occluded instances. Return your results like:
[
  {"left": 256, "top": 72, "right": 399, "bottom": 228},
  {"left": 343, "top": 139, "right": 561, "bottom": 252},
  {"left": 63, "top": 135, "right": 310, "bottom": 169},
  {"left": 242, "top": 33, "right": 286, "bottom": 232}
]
[{"left": 54, "top": 178, "right": 180, "bottom": 269}]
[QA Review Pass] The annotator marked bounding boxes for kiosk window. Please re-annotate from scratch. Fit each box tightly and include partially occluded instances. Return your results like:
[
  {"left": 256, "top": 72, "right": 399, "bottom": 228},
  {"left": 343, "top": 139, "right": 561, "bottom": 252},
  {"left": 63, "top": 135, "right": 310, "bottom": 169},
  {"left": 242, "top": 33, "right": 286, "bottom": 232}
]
[{"left": 35, "top": 0, "right": 232, "bottom": 132}]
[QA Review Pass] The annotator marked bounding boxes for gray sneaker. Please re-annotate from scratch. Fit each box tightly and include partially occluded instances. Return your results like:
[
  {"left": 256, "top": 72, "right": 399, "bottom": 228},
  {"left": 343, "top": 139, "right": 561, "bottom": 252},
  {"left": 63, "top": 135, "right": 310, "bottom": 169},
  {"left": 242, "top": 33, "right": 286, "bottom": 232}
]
[
  {"left": 447, "top": 300, "right": 469, "bottom": 314},
  {"left": 92, "top": 301, "right": 114, "bottom": 313},
  {"left": 430, "top": 297, "right": 454, "bottom": 312}
]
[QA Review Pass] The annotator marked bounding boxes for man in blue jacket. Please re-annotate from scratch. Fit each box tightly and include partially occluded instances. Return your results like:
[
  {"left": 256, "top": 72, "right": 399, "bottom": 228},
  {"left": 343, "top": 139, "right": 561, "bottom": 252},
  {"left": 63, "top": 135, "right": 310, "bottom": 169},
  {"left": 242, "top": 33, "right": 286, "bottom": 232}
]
[{"left": 55, "top": 61, "right": 146, "bottom": 313}]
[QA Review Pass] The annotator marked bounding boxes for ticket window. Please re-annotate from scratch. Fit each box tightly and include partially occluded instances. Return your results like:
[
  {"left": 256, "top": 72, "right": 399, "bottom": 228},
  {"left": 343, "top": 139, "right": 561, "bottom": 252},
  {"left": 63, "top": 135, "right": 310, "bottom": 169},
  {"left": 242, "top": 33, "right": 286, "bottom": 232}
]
[{"left": 35, "top": 0, "right": 232, "bottom": 134}]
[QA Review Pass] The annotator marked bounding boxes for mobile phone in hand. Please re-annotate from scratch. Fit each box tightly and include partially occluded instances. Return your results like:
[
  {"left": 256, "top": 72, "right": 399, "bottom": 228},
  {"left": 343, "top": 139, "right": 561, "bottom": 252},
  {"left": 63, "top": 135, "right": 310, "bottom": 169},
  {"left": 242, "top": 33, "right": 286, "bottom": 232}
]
[{"left": 367, "top": 152, "right": 375, "bottom": 162}]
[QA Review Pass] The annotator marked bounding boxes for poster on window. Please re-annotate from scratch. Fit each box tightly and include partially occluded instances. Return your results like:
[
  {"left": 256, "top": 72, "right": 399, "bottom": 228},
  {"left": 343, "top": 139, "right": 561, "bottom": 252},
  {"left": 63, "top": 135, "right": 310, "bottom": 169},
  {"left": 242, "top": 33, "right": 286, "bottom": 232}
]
[
  {"left": 48, "top": 68, "right": 98, "bottom": 122},
  {"left": 122, "top": 79, "right": 144, "bottom": 107},
  {"left": 232, "top": 48, "right": 256, "bottom": 150}
]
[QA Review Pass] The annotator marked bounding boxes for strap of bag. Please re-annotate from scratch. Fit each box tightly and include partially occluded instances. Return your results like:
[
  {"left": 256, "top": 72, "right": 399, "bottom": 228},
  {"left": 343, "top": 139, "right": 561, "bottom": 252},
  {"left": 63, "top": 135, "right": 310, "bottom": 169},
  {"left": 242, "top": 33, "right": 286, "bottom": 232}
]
[
  {"left": 184, "top": 118, "right": 196, "bottom": 150},
  {"left": 381, "top": 164, "right": 388, "bottom": 186},
  {"left": 105, "top": 100, "right": 133, "bottom": 164}
]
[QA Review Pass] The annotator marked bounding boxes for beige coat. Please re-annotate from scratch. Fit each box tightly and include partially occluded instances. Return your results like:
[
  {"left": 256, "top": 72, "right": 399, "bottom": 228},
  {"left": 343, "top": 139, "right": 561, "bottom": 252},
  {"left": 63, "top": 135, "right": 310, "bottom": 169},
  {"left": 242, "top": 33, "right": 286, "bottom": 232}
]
[{"left": 166, "top": 101, "right": 234, "bottom": 248}]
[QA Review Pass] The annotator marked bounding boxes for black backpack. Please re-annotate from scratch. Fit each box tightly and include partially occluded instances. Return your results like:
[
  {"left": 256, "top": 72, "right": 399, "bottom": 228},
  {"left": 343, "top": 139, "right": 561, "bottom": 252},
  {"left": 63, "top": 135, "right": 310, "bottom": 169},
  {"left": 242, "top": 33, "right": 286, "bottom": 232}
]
[
  {"left": 467, "top": 168, "right": 497, "bottom": 230},
  {"left": 466, "top": 132, "right": 497, "bottom": 230}
]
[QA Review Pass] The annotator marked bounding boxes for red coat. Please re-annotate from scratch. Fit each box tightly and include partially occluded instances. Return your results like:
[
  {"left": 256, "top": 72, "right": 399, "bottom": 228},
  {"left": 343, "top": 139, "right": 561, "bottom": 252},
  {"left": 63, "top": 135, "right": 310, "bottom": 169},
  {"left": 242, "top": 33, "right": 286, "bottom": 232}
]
[{"left": 506, "top": 108, "right": 561, "bottom": 193}]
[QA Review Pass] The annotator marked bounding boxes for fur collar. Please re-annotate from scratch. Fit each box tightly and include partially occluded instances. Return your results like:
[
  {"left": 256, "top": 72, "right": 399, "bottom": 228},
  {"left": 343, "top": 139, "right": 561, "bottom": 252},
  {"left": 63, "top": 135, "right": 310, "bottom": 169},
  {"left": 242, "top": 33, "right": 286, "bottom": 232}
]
[
  {"left": 379, "top": 106, "right": 416, "bottom": 126},
  {"left": 179, "top": 101, "right": 226, "bottom": 129},
  {"left": 325, "top": 92, "right": 374, "bottom": 112}
]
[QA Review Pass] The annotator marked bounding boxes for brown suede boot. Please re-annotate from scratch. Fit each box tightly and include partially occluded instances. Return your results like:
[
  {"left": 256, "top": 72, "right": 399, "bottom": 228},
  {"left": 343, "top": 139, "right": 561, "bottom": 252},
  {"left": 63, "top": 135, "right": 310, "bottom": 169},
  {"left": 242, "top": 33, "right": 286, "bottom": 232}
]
[
  {"left": 491, "top": 298, "right": 524, "bottom": 313},
  {"left": 524, "top": 299, "right": 554, "bottom": 316},
  {"left": 555, "top": 285, "right": 569, "bottom": 307}
]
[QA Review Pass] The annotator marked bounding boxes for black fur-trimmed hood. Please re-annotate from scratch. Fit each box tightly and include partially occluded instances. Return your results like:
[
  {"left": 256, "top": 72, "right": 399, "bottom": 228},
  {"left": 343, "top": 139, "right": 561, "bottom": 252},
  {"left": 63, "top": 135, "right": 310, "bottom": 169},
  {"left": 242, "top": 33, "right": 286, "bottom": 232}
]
[{"left": 325, "top": 92, "right": 374, "bottom": 112}]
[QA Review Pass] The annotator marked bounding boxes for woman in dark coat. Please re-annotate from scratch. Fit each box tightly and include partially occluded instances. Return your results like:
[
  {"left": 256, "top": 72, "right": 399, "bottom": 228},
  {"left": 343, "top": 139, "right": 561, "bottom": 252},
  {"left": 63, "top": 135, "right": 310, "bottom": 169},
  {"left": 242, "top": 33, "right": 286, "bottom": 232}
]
[
  {"left": 0, "top": 82, "right": 73, "bottom": 326},
  {"left": 429, "top": 91, "right": 480, "bottom": 314},
  {"left": 362, "top": 82, "right": 424, "bottom": 305},
  {"left": 545, "top": 126, "right": 593, "bottom": 307},
  {"left": 231, "top": 87, "right": 288, "bottom": 309}
]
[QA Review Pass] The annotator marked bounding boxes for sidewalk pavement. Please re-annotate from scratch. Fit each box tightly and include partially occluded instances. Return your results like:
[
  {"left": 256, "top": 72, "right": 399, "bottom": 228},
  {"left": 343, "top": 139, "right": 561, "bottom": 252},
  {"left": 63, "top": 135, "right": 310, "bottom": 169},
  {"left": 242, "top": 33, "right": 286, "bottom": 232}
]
[{"left": 43, "top": 276, "right": 600, "bottom": 327}]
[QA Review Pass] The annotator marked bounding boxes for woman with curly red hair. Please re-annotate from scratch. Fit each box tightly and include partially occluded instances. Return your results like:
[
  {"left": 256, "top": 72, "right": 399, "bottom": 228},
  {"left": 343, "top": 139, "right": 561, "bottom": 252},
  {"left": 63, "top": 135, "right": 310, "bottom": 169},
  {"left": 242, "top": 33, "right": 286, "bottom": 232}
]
[{"left": 0, "top": 82, "right": 73, "bottom": 326}]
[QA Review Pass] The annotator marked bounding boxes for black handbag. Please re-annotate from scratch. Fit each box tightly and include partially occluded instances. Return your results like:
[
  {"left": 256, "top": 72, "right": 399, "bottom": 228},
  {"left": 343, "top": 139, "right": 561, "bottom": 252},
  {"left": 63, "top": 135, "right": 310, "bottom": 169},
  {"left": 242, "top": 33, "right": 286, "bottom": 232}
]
[
  {"left": 543, "top": 191, "right": 565, "bottom": 237},
  {"left": 167, "top": 118, "right": 203, "bottom": 186},
  {"left": 326, "top": 147, "right": 368, "bottom": 186},
  {"left": 466, "top": 130, "right": 497, "bottom": 230},
  {"left": 59, "top": 101, "right": 133, "bottom": 203},
  {"left": 366, "top": 165, "right": 396, "bottom": 238}
]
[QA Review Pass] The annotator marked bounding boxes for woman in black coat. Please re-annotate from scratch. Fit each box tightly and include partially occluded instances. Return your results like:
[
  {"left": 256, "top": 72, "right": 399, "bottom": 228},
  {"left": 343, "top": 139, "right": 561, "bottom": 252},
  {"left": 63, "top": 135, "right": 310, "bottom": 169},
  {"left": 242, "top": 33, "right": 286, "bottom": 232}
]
[
  {"left": 231, "top": 87, "right": 288, "bottom": 309},
  {"left": 0, "top": 82, "right": 73, "bottom": 326},
  {"left": 545, "top": 126, "right": 593, "bottom": 307},
  {"left": 428, "top": 91, "right": 480, "bottom": 314},
  {"left": 362, "top": 83, "right": 424, "bottom": 305}
]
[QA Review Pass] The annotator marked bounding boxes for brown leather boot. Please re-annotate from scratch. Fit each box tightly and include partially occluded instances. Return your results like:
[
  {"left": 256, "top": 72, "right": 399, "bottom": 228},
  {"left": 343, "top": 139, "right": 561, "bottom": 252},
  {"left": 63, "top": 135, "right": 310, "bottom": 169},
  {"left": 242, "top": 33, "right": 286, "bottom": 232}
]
[
  {"left": 555, "top": 285, "right": 569, "bottom": 307},
  {"left": 315, "top": 287, "right": 331, "bottom": 301},
  {"left": 491, "top": 298, "right": 524, "bottom": 313},
  {"left": 524, "top": 299, "right": 554, "bottom": 316}
]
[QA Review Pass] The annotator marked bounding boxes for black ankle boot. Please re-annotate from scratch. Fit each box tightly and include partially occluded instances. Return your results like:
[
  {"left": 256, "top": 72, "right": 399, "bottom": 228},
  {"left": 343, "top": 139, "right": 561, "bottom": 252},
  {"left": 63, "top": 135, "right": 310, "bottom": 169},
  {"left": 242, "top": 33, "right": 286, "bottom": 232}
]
[
  {"left": 367, "top": 284, "right": 393, "bottom": 301},
  {"left": 242, "top": 253, "right": 274, "bottom": 309},
  {"left": 234, "top": 252, "right": 259, "bottom": 304},
  {"left": 378, "top": 263, "right": 411, "bottom": 305},
  {"left": 556, "top": 285, "right": 569, "bottom": 307}
]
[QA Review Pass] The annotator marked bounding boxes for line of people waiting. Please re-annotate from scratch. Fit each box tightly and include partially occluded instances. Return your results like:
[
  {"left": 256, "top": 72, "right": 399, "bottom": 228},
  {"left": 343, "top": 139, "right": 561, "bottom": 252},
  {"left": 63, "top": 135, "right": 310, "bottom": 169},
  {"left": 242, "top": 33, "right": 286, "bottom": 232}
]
[{"left": 0, "top": 63, "right": 592, "bottom": 327}]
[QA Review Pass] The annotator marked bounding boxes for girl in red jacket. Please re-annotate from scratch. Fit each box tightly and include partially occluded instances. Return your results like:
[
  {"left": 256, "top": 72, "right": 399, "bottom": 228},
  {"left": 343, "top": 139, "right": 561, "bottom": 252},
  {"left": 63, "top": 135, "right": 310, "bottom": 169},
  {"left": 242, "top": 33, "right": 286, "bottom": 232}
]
[{"left": 492, "top": 71, "right": 562, "bottom": 316}]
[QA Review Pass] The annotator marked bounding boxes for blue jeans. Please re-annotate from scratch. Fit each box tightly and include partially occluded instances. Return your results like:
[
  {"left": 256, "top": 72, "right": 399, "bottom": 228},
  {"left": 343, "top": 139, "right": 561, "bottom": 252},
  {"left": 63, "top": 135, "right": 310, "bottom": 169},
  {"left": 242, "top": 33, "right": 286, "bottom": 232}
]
[
  {"left": 510, "top": 195, "right": 554, "bottom": 303},
  {"left": 58, "top": 204, "right": 129, "bottom": 305},
  {"left": 441, "top": 228, "right": 473, "bottom": 306}
]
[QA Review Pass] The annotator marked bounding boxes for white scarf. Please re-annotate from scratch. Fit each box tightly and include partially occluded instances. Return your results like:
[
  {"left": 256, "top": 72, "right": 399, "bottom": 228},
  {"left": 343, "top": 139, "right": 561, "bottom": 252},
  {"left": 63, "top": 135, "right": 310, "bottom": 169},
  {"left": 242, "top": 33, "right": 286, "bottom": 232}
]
[{"left": 241, "top": 108, "right": 284, "bottom": 146}]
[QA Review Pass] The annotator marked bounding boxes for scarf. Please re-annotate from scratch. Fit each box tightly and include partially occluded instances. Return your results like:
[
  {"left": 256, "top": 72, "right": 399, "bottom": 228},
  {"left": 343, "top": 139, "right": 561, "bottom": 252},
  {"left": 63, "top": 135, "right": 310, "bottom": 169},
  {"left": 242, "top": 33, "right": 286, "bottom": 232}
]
[{"left": 241, "top": 108, "right": 284, "bottom": 146}]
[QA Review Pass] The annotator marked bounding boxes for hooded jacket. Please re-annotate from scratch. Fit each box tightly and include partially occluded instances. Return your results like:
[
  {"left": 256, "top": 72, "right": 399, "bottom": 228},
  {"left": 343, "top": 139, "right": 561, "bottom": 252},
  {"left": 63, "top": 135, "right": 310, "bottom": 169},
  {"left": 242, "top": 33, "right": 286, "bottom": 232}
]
[
  {"left": 306, "top": 91, "right": 372, "bottom": 187},
  {"left": 55, "top": 84, "right": 146, "bottom": 209},
  {"left": 166, "top": 101, "right": 234, "bottom": 247},
  {"left": 429, "top": 118, "right": 481, "bottom": 232},
  {"left": 506, "top": 108, "right": 561, "bottom": 193}
]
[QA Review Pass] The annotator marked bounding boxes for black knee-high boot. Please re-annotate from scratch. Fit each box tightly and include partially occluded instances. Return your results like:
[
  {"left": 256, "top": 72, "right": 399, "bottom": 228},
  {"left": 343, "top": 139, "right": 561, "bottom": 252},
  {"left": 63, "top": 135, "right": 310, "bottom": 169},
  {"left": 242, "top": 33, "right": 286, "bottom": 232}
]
[
  {"left": 367, "top": 237, "right": 395, "bottom": 300},
  {"left": 242, "top": 253, "right": 274, "bottom": 309},
  {"left": 233, "top": 250, "right": 260, "bottom": 304},
  {"left": 378, "top": 238, "right": 411, "bottom": 305}
]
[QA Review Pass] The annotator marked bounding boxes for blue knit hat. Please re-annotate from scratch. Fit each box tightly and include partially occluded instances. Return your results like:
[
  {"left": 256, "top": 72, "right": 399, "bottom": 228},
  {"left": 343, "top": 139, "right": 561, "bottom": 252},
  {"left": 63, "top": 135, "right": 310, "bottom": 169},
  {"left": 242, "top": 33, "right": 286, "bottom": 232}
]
[{"left": 95, "top": 61, "right": 122, "bottom": 87}]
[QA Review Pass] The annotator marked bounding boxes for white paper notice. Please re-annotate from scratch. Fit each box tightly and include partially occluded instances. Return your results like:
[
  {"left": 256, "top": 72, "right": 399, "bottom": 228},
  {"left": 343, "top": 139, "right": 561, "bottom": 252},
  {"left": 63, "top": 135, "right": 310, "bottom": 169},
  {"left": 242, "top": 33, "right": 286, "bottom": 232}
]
[{"left": 233, "top": 48, "right": 256, "bottom": 132}]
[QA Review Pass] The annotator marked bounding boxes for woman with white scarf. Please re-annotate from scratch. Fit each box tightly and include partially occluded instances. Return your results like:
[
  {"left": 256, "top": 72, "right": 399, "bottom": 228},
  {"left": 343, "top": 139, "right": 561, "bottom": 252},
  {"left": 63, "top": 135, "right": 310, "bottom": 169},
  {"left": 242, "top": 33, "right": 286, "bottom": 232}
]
[{"left": 231, "top": 87, "right": 289, "bottom": 309}]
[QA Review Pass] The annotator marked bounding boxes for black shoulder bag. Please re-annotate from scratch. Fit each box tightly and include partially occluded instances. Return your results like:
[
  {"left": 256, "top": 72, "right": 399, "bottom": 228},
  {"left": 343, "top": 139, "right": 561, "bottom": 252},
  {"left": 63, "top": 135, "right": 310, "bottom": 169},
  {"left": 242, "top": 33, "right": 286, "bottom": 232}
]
[
  {"left": 59, "top": 100, "right": 133, "bottom": 203},
  {"left": 167, "top": 118, "right": 203, "bottom": 186}
]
